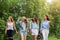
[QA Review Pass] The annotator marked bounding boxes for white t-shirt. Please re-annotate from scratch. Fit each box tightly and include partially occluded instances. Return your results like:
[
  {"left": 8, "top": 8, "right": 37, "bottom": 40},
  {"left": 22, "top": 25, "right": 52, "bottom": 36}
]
[{"left": 7, "top": 22, "right": 14, "bottom": 30}]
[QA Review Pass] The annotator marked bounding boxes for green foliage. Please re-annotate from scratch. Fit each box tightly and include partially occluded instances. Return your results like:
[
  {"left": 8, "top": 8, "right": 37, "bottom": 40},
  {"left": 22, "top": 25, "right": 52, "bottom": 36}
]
[
  {"left": 49, "top": 0, "right": 60, "bottom": 38},
  {"left": 0, "top": 0, "right": 60, "bottom": 40}
]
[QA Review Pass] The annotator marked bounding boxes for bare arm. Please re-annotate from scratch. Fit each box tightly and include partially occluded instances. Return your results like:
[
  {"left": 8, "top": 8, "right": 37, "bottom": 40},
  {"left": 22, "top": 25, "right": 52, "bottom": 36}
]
[
  {"left": 30, "top": 21, "right": 32, "bottom": 34},
  {"left": 48, "top": 21, "right": 51, "bottom": 28},
  {"left": 49, "top": 21, "right": 51, "bottom": 24},
  {"left": 13, "top": 22, "right": 18, "bottom": 34}
]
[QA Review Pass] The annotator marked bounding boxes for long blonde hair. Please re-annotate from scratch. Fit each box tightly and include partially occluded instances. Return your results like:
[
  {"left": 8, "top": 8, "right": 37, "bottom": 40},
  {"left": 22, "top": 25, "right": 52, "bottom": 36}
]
[
  {"left": 7, "top": 16, "right": 14, "bottom": 22},
  {"left": 22, "top": 16, "right": 28, "bottom": 28}
]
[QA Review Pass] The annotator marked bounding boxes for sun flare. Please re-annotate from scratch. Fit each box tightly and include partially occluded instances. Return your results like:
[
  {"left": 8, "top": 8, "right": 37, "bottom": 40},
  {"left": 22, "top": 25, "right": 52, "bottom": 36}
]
[{"left": 47, "top": 0, "right": 52, "bottom": 3}]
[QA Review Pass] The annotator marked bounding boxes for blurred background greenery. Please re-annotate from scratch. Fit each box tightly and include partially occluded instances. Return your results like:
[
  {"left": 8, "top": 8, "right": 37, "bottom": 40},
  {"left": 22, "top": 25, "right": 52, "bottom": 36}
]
[{"left": 0, "top": 0, "right": 60, "bottom": 40}]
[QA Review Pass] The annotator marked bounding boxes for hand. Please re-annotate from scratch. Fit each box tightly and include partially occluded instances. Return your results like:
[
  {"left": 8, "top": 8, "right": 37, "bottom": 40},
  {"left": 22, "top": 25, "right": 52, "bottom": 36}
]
[
  {"left": 30, "top": 30, "right": 32, "bottom": 34},
  {"left": 16, "top": 31, "right": 18, "bottom": 34},
  {"left": 40, "top": 30, "right": 42, "bottom": 35}
]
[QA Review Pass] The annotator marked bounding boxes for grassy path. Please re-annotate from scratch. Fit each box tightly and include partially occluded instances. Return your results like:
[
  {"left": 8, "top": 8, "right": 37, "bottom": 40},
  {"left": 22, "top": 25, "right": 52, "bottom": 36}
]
[{"left": 13, "top": 34, "right": 60, "bottom": 40}]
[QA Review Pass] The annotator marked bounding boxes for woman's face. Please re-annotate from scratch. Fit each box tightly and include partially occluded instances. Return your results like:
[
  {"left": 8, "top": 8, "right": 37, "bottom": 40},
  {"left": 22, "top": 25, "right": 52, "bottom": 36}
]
[
  {"left": 44, "top": 15, "right": 47, "bottom": 20},
  {"left": 22, "top": 17, "right": 26, "bottom": 22},
  {"left": 33, "top": 18, "right": 35, "bottom": 22},
  {"left": 8, "top": 16, "right": 11, "bottom": 22}
]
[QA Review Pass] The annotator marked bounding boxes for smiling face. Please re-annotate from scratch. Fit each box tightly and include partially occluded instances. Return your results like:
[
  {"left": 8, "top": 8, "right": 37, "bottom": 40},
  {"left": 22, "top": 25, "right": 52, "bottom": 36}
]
[
  {"left": 32, "top": 16, "right": 37, "bottom": 23},
  {"left": 44, "top": 15, "right": 50, "bottom": 21},
  {"left": 44, "top": 15, "right": 47, "bottom": 20},
  {"left": 8, "top": 16, "right": 12, "bottom": 22},
  {"left": 22, "top": 16, "right": 26, "bottom": 22},
  {"left": 8, "top": 16, "right": 13, "bottom": 22},
  {"left": 32, "top": 18, "right": 35, "bottom": 21}
]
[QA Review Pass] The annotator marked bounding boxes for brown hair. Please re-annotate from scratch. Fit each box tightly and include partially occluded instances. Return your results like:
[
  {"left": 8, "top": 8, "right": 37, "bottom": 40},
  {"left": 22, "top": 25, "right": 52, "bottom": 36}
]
[{"left": 45, "top": 15, "right": 50, "bottom": 21}]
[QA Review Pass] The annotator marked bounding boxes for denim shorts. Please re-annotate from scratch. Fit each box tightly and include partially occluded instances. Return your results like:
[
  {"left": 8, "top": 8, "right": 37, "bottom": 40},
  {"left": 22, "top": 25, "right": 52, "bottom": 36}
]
[{"left": 20, "top": 30, "right": 27, "bottom": 35}]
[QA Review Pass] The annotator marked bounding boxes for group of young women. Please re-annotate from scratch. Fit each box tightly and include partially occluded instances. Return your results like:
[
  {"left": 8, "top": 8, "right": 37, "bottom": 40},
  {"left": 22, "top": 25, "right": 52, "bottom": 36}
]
[{"left": 5, "top": 15, "right": 50, "bottom": 40}]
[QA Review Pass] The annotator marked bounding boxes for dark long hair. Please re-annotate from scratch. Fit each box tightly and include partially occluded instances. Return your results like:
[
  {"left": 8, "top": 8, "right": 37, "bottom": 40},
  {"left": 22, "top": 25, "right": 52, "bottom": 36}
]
[
  {"left": 32, "top": 17, "right": 38, "bottom": 23},
  {"left": 45, "top": 15, "right": 50, "bottom": 21}
]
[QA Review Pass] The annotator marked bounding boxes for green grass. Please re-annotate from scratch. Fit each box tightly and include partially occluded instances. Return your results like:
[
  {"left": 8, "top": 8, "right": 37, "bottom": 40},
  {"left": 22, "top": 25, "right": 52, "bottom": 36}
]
[
  {"left": 49, "top": 36, "right": 60, "bottom": 40},
  {"left": 13, "top": 34, "right": 60, "bottom": 40}
]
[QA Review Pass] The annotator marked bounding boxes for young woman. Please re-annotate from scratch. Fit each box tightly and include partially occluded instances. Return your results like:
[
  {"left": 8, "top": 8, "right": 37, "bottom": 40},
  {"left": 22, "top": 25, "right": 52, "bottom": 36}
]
[
  {"left": 16, "top": 16, "right": 28, "bottom": 40},
  {"left": 40, "top": 15, "right": 50, "bottom": 40},
  {"left": 30, "top": 16, "right": 39, "bottom": 40},
  {"left": 5, "top": 16, "right": 18, "bottom": 40}
]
